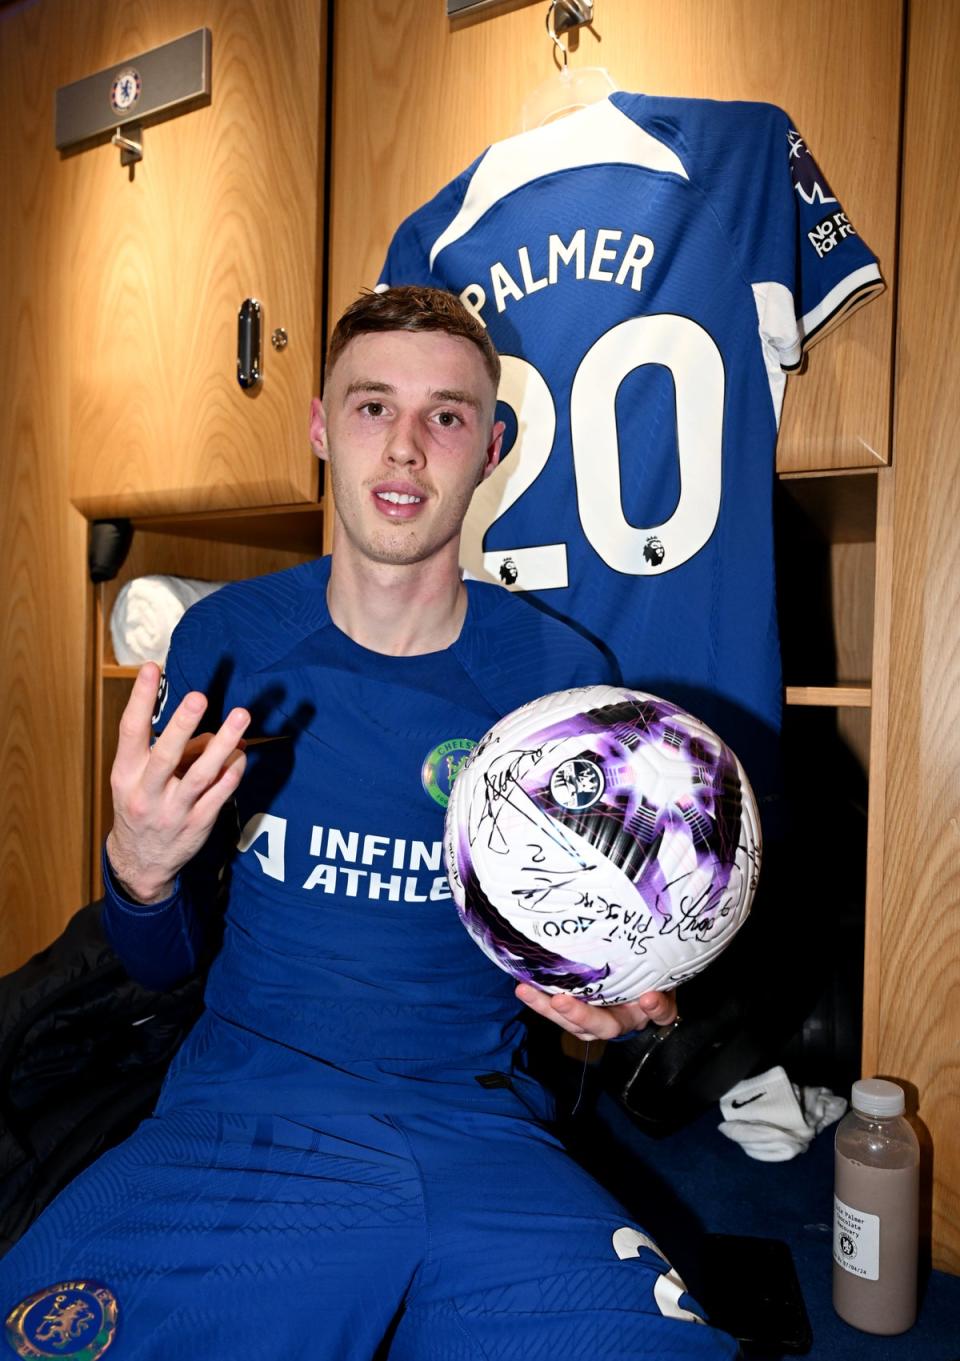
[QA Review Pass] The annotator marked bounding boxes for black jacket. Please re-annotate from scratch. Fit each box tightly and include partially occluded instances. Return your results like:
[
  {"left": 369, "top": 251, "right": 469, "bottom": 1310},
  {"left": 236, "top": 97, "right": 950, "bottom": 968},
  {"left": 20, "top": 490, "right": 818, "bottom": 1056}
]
[{"left": 0, "top": 900, "right": 203, "bottom": 1257}]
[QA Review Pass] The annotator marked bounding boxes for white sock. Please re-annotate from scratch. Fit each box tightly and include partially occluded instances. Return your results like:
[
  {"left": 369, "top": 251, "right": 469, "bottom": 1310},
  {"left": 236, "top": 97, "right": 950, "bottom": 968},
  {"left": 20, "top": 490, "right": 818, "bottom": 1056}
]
[{"left": 717, "top": 1065, "right": 846, "bottom": 1162}]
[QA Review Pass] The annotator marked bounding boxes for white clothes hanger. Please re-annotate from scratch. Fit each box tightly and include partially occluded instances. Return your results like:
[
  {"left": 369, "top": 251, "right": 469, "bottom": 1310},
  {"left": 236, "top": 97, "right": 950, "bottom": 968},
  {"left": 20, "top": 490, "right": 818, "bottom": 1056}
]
[{"left": 520, "top": 0, "right": 618, "bottom": 131}]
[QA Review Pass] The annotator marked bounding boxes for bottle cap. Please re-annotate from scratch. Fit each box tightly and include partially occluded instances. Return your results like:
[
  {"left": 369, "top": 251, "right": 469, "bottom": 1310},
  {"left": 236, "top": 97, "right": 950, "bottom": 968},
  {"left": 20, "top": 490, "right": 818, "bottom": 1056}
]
[{"left": 851, "top": 1078, "right": 906, "bottom": 1117}]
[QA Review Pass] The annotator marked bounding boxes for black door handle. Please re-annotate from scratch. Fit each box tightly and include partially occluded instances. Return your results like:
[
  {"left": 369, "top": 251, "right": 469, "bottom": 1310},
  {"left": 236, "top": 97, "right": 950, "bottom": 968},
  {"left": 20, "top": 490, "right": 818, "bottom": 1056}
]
[{"left": 237, "top": 298, "right": 262, "bottom": 389}]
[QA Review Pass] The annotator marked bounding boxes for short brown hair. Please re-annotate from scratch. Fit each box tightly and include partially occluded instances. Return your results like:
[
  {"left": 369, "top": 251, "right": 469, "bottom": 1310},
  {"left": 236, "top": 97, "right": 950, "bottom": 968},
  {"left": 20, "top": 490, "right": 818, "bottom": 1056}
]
[{"left": 325, "top": 285, "right": 501, "bottom": 391}]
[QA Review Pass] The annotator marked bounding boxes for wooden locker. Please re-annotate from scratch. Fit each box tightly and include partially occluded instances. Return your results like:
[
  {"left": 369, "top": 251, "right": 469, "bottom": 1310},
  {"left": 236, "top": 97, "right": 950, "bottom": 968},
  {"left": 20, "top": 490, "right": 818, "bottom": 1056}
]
[
  {"left": 328, "top": 0, "right": 899, "bottom": 474},
  {"left": 61, "top": 0, "right": 327, "bottom": 518}
]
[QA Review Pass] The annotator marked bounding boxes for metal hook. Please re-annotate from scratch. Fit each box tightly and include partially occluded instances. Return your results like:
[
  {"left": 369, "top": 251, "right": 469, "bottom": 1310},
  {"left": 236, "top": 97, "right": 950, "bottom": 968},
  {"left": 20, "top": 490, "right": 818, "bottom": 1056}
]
[
  {"left": 546, "top": 0, "right": 595, "bottom": 68},
  {"left": 545, "top": 1, "right": 568, "bottom": 68},
  {"left": 111, "top": 124, "right": 142, "bottom": 166}
]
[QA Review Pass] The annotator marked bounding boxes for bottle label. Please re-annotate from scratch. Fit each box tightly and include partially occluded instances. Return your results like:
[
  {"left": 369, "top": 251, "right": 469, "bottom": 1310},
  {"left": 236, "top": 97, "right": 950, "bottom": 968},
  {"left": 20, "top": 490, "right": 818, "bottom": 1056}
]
[{"left": 833, "top": 1194, "right": 880, "bottom": 1280}]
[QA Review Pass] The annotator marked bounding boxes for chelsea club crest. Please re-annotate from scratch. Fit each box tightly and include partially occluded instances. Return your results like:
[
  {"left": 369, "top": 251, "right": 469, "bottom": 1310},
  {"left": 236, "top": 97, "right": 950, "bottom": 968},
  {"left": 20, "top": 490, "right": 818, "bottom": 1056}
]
[
  {"left": 5, "top": 1281, "right": 118, "bottom": 1359},
  {"left": 421, "top": 738, "right": 476, "bottom": 809},
  {"left": 109, "top": 68, "right": 141, "bottom": 115}
]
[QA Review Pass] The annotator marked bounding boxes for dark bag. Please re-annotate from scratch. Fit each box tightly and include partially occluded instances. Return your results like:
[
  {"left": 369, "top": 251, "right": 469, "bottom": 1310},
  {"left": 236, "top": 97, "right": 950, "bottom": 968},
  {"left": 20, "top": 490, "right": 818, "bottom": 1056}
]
[
  {"left": 0, "top": 901, "right": 204, "bottom": 1257},
  {"left": 599, "top": 788, "right": 867, "bottom": 1134}
]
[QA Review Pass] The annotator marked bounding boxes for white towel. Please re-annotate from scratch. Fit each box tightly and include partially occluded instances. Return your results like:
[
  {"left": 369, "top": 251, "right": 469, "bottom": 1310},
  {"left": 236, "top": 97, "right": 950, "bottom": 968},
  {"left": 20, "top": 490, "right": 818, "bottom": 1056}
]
[
  {"left": 110, "top": 575, "right": 226, "bottom": 665},
  {"left": 717, "top": 1064, "right": 847, "bottom": 1162}
]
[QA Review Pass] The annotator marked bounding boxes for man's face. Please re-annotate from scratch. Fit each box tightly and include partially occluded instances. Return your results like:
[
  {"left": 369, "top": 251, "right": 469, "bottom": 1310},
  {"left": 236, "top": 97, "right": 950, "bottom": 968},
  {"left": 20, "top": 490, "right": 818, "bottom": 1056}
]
[{"left": 310, "top": 329, "right": 503, "bottom": 569}]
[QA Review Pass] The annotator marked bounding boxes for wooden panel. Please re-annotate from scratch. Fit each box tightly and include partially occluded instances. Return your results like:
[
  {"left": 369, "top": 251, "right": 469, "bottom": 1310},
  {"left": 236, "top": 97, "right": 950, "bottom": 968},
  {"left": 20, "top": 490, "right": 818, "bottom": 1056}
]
[
  {"left": 778, "top": 477, "right": 876, "bottom": 692},
  {"left": 132, "top": 502, "right": 326, "bottom": 554},
  {"left": 0, "top": 0, "right": 327, "bottom": 975},
  {"left": 64, "top": 0, "right": 325, "bottom": 518},
  {"left": 864, "top": 0, "right": 960, "bottom": 1274},
  {"left": 830, "top": 541, "right": 876, "bottom": 686},
  {"left": 93, "top": 674, "right": 136, "bottom": 905},
  {"left": 0, "top": 4, "right": 92, "bottom": 974},
  {"left": 861, "top": 465, "right": 894, "bottom": 1097},
  {"left": 785, "top": 686, "right": 870, "bottom": 708},
  {"left": 837, "top": 706, "right": 871, "bottom": 779},
  {"left": 780, "top": 469, "right": 878, "bottom": 544},
  {"left": 329, "top": 0, "right": 898, "bottom": 470}
]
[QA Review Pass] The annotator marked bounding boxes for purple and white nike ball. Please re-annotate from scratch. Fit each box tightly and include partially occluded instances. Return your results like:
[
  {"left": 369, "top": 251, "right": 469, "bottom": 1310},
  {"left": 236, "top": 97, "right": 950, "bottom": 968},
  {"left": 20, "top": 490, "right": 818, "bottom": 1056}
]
[{"left": 443, "top": 686, "right": 761, "bottom": 1005}]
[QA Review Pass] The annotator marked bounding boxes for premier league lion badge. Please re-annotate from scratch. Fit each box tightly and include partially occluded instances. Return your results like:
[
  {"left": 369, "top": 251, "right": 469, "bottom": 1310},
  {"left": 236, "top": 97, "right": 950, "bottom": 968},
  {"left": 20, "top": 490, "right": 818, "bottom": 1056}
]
[{"left": 5, "top": 1281, "right": 118, "bottom": 1359}]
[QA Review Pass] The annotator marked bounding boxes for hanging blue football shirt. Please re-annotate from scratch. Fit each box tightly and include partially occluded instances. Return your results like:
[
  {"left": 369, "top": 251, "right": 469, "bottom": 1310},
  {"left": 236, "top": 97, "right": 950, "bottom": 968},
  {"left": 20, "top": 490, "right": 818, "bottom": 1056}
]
[
  {"left": 377, "top": 94, "right": 884, "bottom": 820},
  {"left": 103, "top": 556, "right": 616, "bottom": 1116}
]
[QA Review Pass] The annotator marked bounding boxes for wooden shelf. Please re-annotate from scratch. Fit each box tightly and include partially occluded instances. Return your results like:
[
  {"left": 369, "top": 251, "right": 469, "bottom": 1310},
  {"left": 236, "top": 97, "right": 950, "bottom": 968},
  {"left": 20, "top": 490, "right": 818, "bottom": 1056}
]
[
  {"left": 785, "top": 684, "right": 871, "bottom": 708},
  {"left": 131, "top": 502, "right": 325, "bottom": 555},
  {"left": 778, "top": 468, "right": 878, "bottom": 543},
  {"left": 103, "top": 666, "right": 871, "bottom": 710}
]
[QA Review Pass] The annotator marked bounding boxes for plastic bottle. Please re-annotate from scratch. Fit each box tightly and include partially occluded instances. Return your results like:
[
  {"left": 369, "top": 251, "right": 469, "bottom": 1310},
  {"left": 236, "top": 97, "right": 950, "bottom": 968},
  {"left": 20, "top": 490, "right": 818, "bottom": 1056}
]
[{"left": 832, "top": 1077, "right": 919, "bottom": 1334}]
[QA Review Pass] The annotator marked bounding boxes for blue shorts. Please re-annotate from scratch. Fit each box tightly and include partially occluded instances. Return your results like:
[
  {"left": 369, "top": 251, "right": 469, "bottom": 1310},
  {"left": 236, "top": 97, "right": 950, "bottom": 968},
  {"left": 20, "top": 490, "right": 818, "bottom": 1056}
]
[{"left": 0, "top": 1105, "right": 737, "bottom": 1359}]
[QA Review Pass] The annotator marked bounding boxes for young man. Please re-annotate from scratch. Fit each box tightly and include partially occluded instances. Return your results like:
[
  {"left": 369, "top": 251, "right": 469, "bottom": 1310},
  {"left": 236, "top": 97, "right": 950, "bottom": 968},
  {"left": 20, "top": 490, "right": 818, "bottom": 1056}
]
[{"left": 0, "top": 288, "right": 733, "bottom": 1360}]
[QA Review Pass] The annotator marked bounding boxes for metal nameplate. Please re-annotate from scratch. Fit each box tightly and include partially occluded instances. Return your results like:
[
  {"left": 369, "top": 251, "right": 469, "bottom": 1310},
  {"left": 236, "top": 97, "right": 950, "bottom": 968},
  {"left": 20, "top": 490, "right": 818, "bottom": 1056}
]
[
  {"left": 447, "top": 0, "right": 537, "bottom": 16},
  {"left": 55, "top": 28, "right": 211, "bottom": 151}
]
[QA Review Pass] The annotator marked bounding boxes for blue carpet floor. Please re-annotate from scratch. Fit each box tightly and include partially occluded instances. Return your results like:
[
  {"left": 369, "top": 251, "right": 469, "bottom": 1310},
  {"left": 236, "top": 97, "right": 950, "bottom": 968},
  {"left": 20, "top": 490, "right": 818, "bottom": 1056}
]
[{"left": 561, "top": 1083, "right": 960, "bottom": 1360}]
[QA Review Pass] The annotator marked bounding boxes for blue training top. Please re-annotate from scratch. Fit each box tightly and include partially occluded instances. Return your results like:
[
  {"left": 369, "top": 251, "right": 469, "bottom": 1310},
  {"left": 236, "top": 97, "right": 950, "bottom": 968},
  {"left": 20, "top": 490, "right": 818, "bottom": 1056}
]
[{"left": 103, "top": 557, "right": 615, "bottom": 1115}]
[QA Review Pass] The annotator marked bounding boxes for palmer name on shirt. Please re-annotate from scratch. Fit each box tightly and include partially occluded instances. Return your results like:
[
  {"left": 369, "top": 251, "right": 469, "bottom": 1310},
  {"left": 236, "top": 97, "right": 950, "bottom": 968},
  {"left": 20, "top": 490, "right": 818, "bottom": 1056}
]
[{"left": 459, "top": 227, "right": 656, "bottom": 324}]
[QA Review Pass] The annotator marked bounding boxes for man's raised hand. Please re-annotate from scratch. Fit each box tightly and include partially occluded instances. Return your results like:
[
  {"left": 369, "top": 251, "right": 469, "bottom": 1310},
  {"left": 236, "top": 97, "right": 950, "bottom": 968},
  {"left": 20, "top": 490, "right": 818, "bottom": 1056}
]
[{"left": 105, "top": 662, "right": 250, "bottom": 904}]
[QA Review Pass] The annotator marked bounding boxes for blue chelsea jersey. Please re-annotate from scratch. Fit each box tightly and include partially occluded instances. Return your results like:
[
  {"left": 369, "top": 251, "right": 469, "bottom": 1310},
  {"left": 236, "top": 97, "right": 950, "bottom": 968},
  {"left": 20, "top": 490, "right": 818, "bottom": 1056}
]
[
  {"left": 378, "top": 93, "right": 884, "bottom": 815},
  {"left": 109, "top": 557, "right": 614, "bottom": 1115}
]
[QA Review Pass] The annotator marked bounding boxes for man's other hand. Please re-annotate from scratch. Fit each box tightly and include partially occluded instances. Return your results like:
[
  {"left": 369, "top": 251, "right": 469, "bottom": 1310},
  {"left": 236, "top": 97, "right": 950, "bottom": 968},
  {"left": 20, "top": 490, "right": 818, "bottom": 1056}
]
[
  {"left": 515, "top": 981, "right": 678, "bottom": 1041},
  {"left": 105, "top": 662, "right": 250, "bottom": 904}
]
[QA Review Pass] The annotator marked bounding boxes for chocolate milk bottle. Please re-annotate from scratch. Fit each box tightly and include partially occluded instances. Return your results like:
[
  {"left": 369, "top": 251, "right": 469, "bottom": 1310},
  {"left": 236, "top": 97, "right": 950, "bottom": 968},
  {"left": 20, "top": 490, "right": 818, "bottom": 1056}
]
[{"left": 833, "top": 1078, "right": 919, "bottom": 1334}]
